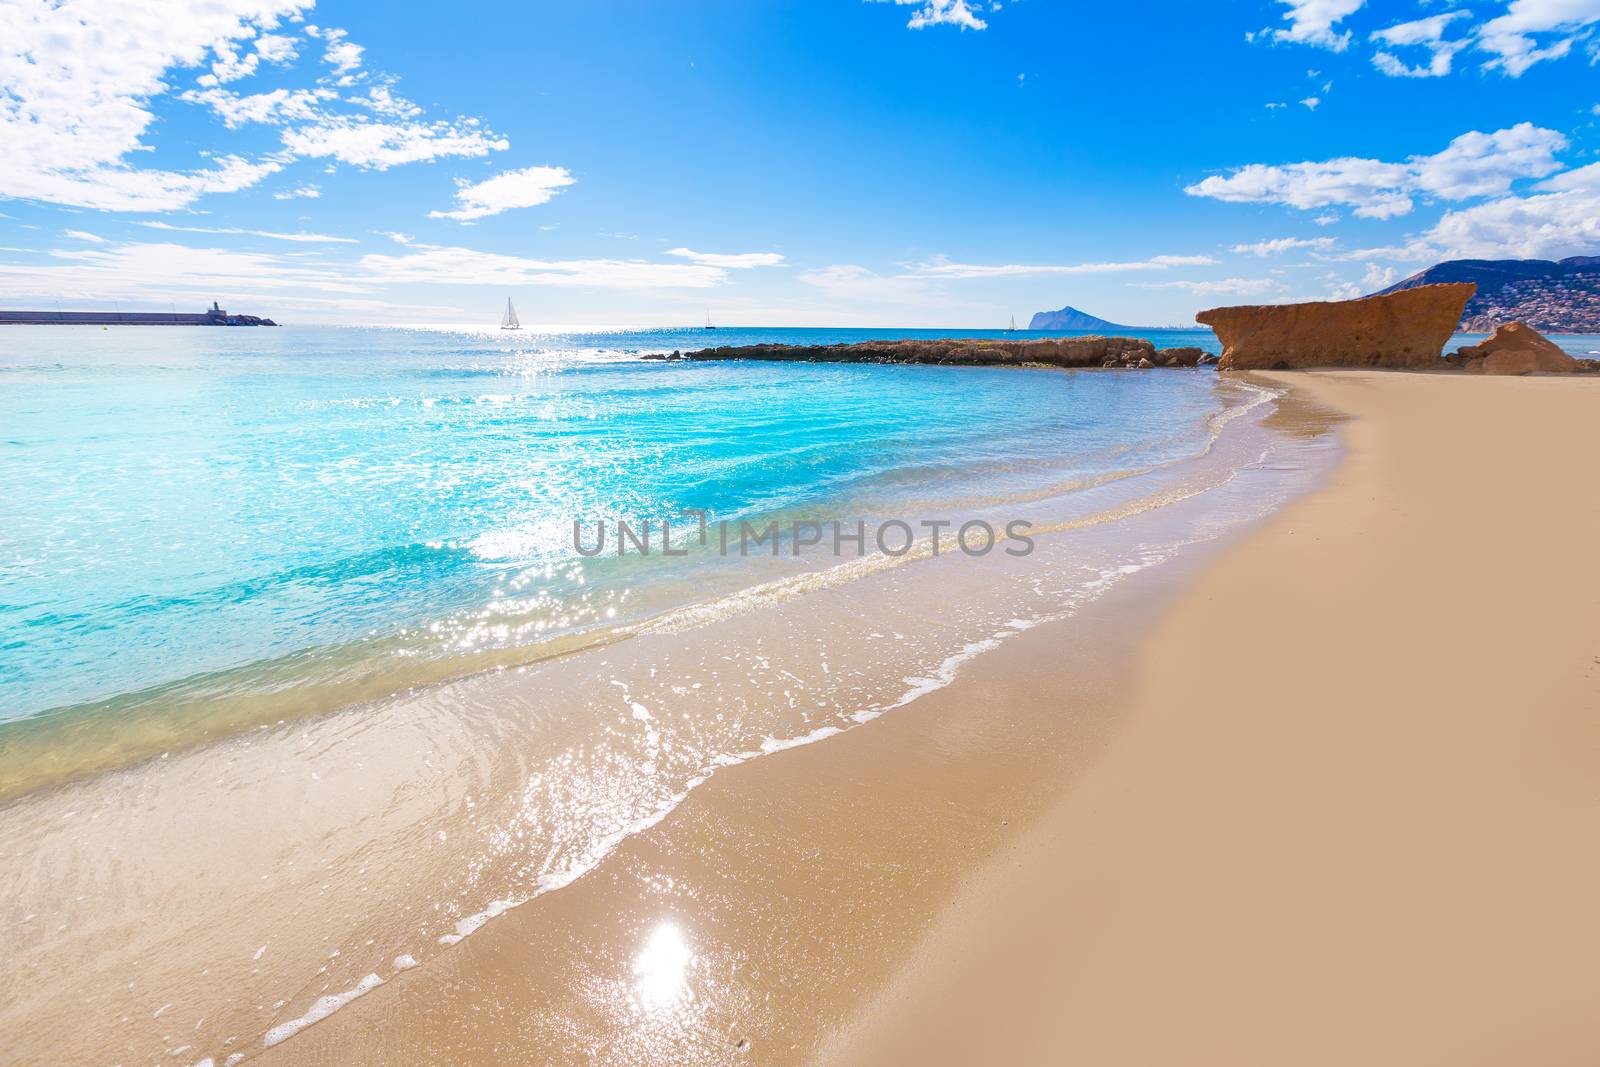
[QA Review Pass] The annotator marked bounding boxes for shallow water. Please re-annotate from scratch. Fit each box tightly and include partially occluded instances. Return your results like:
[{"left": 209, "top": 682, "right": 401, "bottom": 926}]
[{"left": 0, "top": 325, "right": 1234, "bottom": 782}]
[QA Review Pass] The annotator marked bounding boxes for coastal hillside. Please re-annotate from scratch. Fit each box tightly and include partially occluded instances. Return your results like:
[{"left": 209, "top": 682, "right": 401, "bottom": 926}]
[
  {"left": 1028, "top": 304, "right": 1136, "bottom": 331},
  {"left": 1375, "top": 256, "right": 1600, "bottom": 332}
]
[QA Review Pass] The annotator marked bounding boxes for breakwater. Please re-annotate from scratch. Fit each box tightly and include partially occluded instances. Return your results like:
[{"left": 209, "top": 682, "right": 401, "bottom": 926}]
[{"left": 0, "top": 303, "right": 276, "bottom": 326}]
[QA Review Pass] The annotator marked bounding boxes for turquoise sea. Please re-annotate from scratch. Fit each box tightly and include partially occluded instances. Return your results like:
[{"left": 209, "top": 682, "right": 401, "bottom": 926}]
[
  {"left": 2, "top": 324, "right": 1593, "bottom": 768},
  {"left": 0, "top": 325, "right": 1225, "bottom": 733},
  {"left": 4, "top": 324, "right": 1595, "bottom": 748}
]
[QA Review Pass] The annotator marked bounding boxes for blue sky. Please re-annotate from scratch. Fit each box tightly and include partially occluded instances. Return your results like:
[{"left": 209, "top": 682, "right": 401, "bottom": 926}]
[{"left": 0, "top": 0, "right": 1596, "bottom": 325}]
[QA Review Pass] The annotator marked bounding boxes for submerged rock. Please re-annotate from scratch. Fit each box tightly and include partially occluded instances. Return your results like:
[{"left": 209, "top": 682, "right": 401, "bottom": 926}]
[
  {"left": 1196, "top": 283, "right": 1475, "bottom": 371},
  {"left": 1452, "top": 321, "right": 1579, "bottom": 376}
]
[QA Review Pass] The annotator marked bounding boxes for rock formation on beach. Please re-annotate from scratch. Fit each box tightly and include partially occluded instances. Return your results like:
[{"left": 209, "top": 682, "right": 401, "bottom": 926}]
[
  {"left": 1196, "top": 283, "right": 1475, "bottom": 371},
  {"left": 646, "top": 337, "right": 1216, "bottom": 369},
  {"left": 1448, "top": 321, "right": 1581, "bottom": 375}
]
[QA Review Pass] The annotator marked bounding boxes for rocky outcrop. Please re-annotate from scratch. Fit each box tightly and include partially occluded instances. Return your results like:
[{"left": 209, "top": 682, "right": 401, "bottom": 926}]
[
  {"left": 1196, "top": 283, "right": 1475, "bottom": 370},
  {"left": 1449, "top": 321, "right": 1579, "bottom": 375},
  {"left": 645, "top": 337, "right": 1215, "bottom": 370}
]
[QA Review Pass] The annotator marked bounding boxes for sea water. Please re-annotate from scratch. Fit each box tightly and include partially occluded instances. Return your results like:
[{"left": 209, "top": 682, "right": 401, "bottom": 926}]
[{"left": 1, "top": 324, "right": 1228, "bottom": 745}]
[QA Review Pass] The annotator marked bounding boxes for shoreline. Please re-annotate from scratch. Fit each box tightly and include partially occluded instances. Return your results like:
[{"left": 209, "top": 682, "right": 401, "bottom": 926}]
[
  {"left": 239, "top": 378, "right": 1340, "bottom": 1065},
  {"left": 830, "top": 370, "right": 1600, "bottom": 1065},
  {"left": 0, "top": 371, "right": 1335, "bottom": 1066}
]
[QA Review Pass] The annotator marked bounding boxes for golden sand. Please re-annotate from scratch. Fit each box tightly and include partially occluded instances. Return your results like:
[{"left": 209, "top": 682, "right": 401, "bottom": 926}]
[{"left": 832, "top": 371, "right": 1600, "bottom": 1065}]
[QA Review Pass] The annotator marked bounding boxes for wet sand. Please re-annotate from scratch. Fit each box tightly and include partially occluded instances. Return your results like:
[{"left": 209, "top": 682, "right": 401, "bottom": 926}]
[
  {"left": 236, "top": 381, "right": 1337, "bottom": 1066},
  {"left": 832, "top": 371, "right": 1600, "bottom": 1065}
]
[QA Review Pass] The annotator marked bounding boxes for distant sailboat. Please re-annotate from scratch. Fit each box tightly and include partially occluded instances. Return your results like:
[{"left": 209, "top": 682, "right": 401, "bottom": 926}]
[
  {"left": 1007, "top": 314, "right": 1017, "bottom": 332},
  {"left": 500, "top": 298, "right": 521, "bottom": 331},
  {"left": 704, "top": 309, "right": 717, "bottom": 330}
]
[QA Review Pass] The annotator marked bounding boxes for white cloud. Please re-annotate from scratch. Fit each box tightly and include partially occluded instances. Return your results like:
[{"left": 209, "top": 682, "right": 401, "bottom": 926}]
[
  {"left": 1414, "top": 123, "right": 1566, "bottom": 198},
  {"left": 1186, "top": 123, "right": 1566, "bottom": 218},
  {"left": 907, "top": 254, "right": 1218, "bottom": 279},
  {"left": 1477, "top": 0, "right": 1600, "bottom": 76},
  {"left": 272, "top": 183, "right": 321, "bottom": 199},
  {"left": 281, "top": 115, "right": 509, "bottom": 170},
  {"left": 1261, "top": 0, "right": 1366, "bottom": 50},
  {"left": 1370, "top": 10, "right": 1472, "bottom": 77},
  {"left": 796, "top": 264, "right": 937, "bottom": 304},
  {"left": 1301, "top": 95, "right": 1321, "bottom": 109},
  {"left": 1359, "top": 261, "right": 1399, "bottom": 289},
  {"left": 0, "top": 1, "right": 508, "bottom": 213},
  {"left": 181, "top": 86, "right": 339, "bottom": 127},
  {"left": 359, "top": 85, "right": 421, "bottom": 118},
  {"left": 137, "top": 220, "right": 356, "bottom": 243},
  {"left": 665, "top": 248, "right": 787, "bottom": 268},
  {"left": 1313, "top": 212, "right": 1340, "bottom": 225},
  {"left": 360, "top": 244, "right": 727, "bottom": 289},
  {"left": 305, "top": 24, "right": 363, "bottom": 73},
  {"left": 1133, "top": 277, "right": 1285, "bottom": 297},
  {"left": 874, "top": 0, "right": 988, "bottom": 30},
  {"left": 62, "top": 230, "right": 105, "bottom": 243},
  {"left": 428, "top": 166, "right": 575, "bottom": 221},
  {"left": 0, "top": 0, "right": 309, "bottom": 210},
  {"left": 1230, "top": 236, "right": 1337, "bottom": 255},
  {"left": 1413, "top": 163, "right": 1600, "bottom": 259},
  {"left": 0, "top": 241, "right": 374, "bottom": 303},
  {"left": 254, "top": 33, "right": 298, "bottom": 64}
]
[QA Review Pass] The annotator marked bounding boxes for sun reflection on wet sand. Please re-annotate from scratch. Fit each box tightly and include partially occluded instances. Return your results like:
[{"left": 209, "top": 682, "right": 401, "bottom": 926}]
[{"left": 633, "top": 922, "right": 695, "bottom": 1013}]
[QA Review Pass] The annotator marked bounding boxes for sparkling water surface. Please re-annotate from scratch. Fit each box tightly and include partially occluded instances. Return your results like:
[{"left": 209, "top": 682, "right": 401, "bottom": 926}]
[
  {"left": 1, "top": 324, "right": 1229, "bottom": 726},
  {"left": 2, "top": 323, "right": 1590, "bottom": 730}
]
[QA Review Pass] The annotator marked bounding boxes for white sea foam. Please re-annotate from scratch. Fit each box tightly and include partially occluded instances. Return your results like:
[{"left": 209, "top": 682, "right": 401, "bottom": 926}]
[{"left": 262, "top": 973, "right": 384, "bottom": 1047}]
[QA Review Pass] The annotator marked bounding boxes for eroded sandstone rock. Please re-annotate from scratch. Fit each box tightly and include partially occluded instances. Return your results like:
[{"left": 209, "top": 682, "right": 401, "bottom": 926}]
[
  {"left": 1452, "top": 321, "right": 1578, "bottom": 376},
  {"left": 1196, "top": 283, "right": 1475, "bottom": 371}
]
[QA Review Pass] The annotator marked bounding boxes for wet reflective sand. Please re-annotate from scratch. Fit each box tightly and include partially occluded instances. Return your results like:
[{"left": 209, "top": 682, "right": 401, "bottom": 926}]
[{"left": 0, "top": 378, "right": 1342, "bottom": 1067}]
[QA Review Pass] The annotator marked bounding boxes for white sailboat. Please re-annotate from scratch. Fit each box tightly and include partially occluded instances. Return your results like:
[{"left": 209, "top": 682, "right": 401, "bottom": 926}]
[{"left": 500, "top": 297, "right": 521, "bottom": 331}]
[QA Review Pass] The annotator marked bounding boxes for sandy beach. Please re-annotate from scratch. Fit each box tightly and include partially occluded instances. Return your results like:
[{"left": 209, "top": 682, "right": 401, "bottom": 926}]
[
  {"left": 833, "top": 370, "right": 1600, "bottom": 1065},
  {"left": 241, "top": 370, "right": 1599, "bottom": 1065}
]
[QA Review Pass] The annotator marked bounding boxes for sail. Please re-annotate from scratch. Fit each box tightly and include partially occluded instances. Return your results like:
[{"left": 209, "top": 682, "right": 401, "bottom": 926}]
[{"left": 501, "top": 298, "right": 521, "bottom": 330}]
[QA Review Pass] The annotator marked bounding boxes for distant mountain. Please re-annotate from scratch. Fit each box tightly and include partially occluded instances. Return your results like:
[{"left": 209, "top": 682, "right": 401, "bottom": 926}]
[
  {"left": 1375, "top": 256, "right": 1600, "bottom": 333},
  {"left": 1028, "top": 305, "right": 1138, "bottom": 331}
]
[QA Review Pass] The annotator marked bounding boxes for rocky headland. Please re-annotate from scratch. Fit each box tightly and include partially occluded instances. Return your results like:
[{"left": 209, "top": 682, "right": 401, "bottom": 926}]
[
  {"left": 1197, "top": 283, "right": 1475, "bottom": 371},
  {"left": 1376, "top": 256, "right": 1600, "bottom": 333},
  {"left": 644, "top": 337, "right": 1216, "bottom": 369}
]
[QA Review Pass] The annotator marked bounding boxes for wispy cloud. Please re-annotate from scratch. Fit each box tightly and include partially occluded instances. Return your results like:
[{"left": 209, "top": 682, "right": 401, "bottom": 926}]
[
  {"left": 871, "top": 0, "right": 989, "bottom": 31},
  {"left": 1230, "top": 236, "right": 1337, "bottom": 256},
  {"left": 137, "top": 221, "right": 357, "bottom": 243},
  {"left": 1186, "top": 123, "right": 1566, "bottom": 219},
  {"left": 1370, "top": 11, "right": 1473, "bottom": 78},
  {"left": 665, "top": 249, "right": 786, "bottom": 269},
  {"left": 358, "top": 244, "right": 729, "bottom": 289},
  {"left": 429, "top": 166, "right": 576, "bottom": 222},
  {"left": 1477, "top": 0, "right": 1600, "bottom": 76},
  {"left": 1132, "top": 277, "right": 1285, "bottom": 298},
  {"left": 62, "top": 230, "right": 107, "bottom": 243},
  {"left": 1255, "top": 0, "right": 1365, "bottom": 51},
  {"left": 0, "top": 0, "right": 510, "bottom": 213},
  {"left": 273, "top": 184, "right": 322, "bottom": 200},
  {"left": 907, "top": 254, "right": 1218, "bottom": 279}
]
